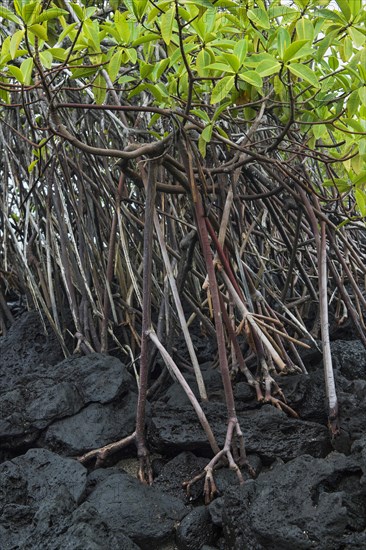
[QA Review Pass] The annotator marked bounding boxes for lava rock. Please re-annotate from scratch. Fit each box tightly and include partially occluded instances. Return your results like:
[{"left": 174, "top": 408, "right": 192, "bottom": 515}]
[
  {"left": 331, "top": 340, "right": 366, "bottom": 380},
  {"left": 0, "top": 311, "right": 64, "bottom": 389},
  {"left": 154, "top": 451, "right": 208, "bottom": 503},
  {"left": 149, "top": 401, "right": 331, "bottom": 463},
  {"left": 40, "top": 392, "right": 138, "bottom": 455},
  {"left": 85, "top": 469, "right": 188, "bottom": 549},
  {"left": 277, "top": 370, "right": 327, "bottom": 424},
  {"left": 176, "top": 506, "right": 218, "bottom": 550},
  {"left": 220, "top": 452, "right": 366, "bottom": 550},
  {"left": 160, "top": 364, "right": 224, "bottom": 407},
  {"left": 0, "top": 353, "right": 132, "bottom": 451},
  {"left": 0, "top": 448, "right": 88, "bottom": 549}
]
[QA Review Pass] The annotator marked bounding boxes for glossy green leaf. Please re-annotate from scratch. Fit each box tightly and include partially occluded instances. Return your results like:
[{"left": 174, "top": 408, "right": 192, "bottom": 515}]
[
  {"left": 28, "top": 24, "right": 48, "bottom": 41},
  {"left": 36, "top": 8, "right": 69, "bottom": 23},
  {"left": 0, "top": 6, "right": 21, "bottom": 24},
  {"left": 93, "top": 73, "right": 107, "bottom": 105},
  {"left": 70, "top": 3, "right": 85, "bottom": 21},
  {"left": 355, "top": 188, "right": 366, "bottom": 217},
  {"left": 10, "top": 29, "right": 24, "bottom": 60},
  {"left": 132, "top": 33, "right": 159, "bottom": 47},
  {"left": 288, "top": 63, "right": 320, "bottom": 88},
  {"left": 296, "top": 19, "right": 314, "bottom": 42},
  {"left": 335, "top": 0, "right": 351, "bottom": 22},
  {"left": 233, "top": 39, "right": 248, "bottom": 65},
  {"left": 196, "top": 49, "right": 211, "bottom": 77},
  {"left": 277, "top": 27, "right": 291, "bottom": 60},
  {"left": 348, "top": 27, "right": 366, "bottom": 48},
  {"left": 22, "top": 2, "right": 40, "bottom": 24},
  {"left": 359, "top": 87, "right": 366, "bottom": 107},
  {"left": 247, "top": 8, "right": 270, "bottom": 29},
  {"left": 201, "top": 123, "right": 213, "bottom": 142},
  {"left": 39, "top": 50, "right": 53, "bottom": 69},
  {"left": 211, "top": 75, "right": 235, "bottom": 104},
  {"left": 160, "top": 7, "right": 175, "bottom": 46},
  {"left": 7, "top": 65, "right": 24, "bottom": 83},
  {"left": 282, "top": 40, "right": 311, "bottom": 63},
  {"left": 108, "top": 50, "right": 123, "bottom": 82},
  {"left": 255, "top": 59, "right": 281, "bottom": 77},
  {"left": 347, "top": 90, "right": 360, "bottom": 116},
  {"left": 238, "top": 70, "right": 263, "bottom": 88},
  {"left": 222, "top": 53, "right": 241, "bottom": 73},
  {"left": 206, "top": 62, "right": 234, "bottom": 73}
]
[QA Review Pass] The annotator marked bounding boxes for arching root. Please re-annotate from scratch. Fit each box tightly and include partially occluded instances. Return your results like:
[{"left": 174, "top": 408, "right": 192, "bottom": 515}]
[
  {"left": 183, "top": 417, "right": 254, "bottom": 504},
  {"left": 77, "top": 431, "right": 153, "bottom": 484}
]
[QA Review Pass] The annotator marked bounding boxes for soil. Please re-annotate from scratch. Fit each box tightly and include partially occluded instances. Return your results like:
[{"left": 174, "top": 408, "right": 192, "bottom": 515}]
[{"left": 1, "top": 311, "right": 366, "bottom": 549}]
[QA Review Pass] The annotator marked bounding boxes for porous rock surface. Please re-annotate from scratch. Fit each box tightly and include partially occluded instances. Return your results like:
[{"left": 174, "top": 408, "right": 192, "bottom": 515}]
[{"left": 1, "top": 311, "right": 366, "bottom": 549}]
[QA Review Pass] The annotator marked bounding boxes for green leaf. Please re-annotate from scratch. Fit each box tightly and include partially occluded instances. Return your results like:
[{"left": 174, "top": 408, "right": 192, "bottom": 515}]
[
  {"left": 347, "top": 90, "right": 360, "bottom": 117},
  {"left": 344, "top": 118, "right": 366, "bottom": 133},
  {"left": 115, "top": 10, "right": 131, "bottom": 43},
  {"left": 83, "top": 19, "right": 100, "bottom": 52},
  {"left": 348, "top": 27, "right": 366, "bottom": 48},
  {"left": 70, "top": 3, "right": 85, "bottom": 21},
  {"left": 359, "top": 87, "right": 366, "bottom": 107},
  {"left": 238, "top": 70, "right": 263, "bottom": 88},
  {"left": 10, "top": 29, "right": 25, "bottom": 60},
  {"left": 132, "top": 33, "right": 158, "bottom": 47},
  {"left": 140, "top": 60, "right": 154, "bottom": 79},
  {"left": 349, "top": 0, "right": 362, "bottom": 17},
  {"left": 22, "top": 2, "right": 40, "bottom": 24},
  {"left": 28, "top": 159, "right": 38, "bottom": 173},
  {"left": 108, "top": 50, "right": 123, "bottom": 82},
  {"left": 152, "top": 57, "right": 170, "bottom": 82},
  {"left": 312, "top": 123, "right": 326, "bottom": 140},
  {"left": 222, "top": 53, "right": 241, "bottom": 73},
  {"left": 7, "top": 65, "right": 24, "bottom": 84},
  {"left": 211, "top": 75, "right": 235, "bottom": 104},
  {"left": 255, "top": 59, "right": 281, "bottom": 77},
  {"left": 335, "top": 0, "right": 351, "bottom": 21},
  {"left": 277, "top": 28, "right": 291, "bottom": 60},
  {"left": 117, "top": 75, "right": 136, "bottom": 84},
  {"left": 353, "top": 171, "right": 366, "bottom": 187},
  {"left": 93, "top": 73, "right": 107, "bottom": 104},
  {"left": 296, "top": 18, "right": 314, "bottom": 42},
  {"left": 206, "top": 62, "right": 234, "bottom": 73},
  {"left": 0, "top": 6, "right": 21, "bottom": 24},
  {"left": 47, "top": 47, "right": 67, "bottom": 61},
  {"left": 247, "top": 8, "right": 270, "bottom": 29},
  {"left": 161, "top": 6, "right": 175, "bottom": 46},
  {"left": 36, "top": 8, "right": 69, "bottom": 23},
  {"left": 190, "top": 109, "right": 210, "bottom": 123},
  {"left": 233, "top": 39, "right": 248, "bottom": 65},
  {"left": 288, "top": 63, "right": 320, "bottom": 88},
  {"left": 201, "top": 123, "right": 213, "bottom": 142},
  {"left": 56, "top": 23, "right": 77, "bottom": 46},
  {"left": 125, "top": 48, "right": 138, "bottom": 64},
  {"left": 39, "top": 50, "right": 53, "bottom": 69},
  {"left": 185, "top": 0, "right": 213, "bottom": 9},
  {"left": 196, "top": 49, "right": 211, "bottom": 77},
  {"left": 198, "top": 133, "right": 207, "bottom": 158},
  {"left": 72, "top": 66, "right": 98, "bottom": 79},
  {"left": 28, "top": 24, "right": 48, "bottom": 41},
  {"left": 355, "top": 188, "right": 366, "bottom": 217},
  {"left": 282, "top": 40, "right": 311, "bottom": 63}
]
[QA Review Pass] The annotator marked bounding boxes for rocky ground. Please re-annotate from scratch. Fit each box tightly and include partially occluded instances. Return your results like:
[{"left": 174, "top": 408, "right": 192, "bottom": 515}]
[{"left": 1, "top": 311, "right": 366, "bottom": 549}]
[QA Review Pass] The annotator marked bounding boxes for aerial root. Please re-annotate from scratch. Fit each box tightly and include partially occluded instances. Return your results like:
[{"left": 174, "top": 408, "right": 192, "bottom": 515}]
[
  {"left": 137, "top": 439, "right": 154, "bottom": 484},
  {"left": 76, "top": 431, "right": 153, "bottom": 484},
  {"left": 183, "top": 417, "right": 254, "bottom": 504}
]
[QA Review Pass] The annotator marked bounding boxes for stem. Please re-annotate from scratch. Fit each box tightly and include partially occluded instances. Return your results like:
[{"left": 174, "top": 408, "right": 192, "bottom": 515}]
[
  {"left": 135, "top": 160, "right": 157, "bottom": 481},
  {"left": 148, "top": 330, "right": 219, "bottom": 454}
]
